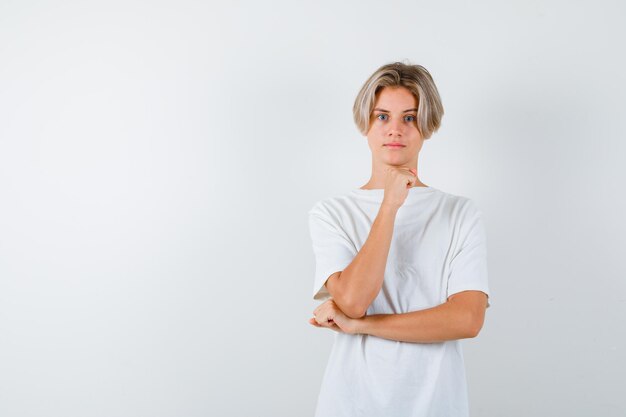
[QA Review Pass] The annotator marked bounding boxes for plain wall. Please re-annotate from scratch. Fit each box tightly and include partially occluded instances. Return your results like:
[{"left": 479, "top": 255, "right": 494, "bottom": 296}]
[{"left": 1, "top": 0, "right": 625, "bottom": 416}]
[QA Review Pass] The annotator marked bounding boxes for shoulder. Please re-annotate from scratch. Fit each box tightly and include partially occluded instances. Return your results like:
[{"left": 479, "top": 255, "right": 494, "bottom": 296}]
[
  {"left": 308, "top": 192, "right": 354, "bottom": 219},
  {"left": 433, "top": 189, "right": 483, "bottom": 221}
]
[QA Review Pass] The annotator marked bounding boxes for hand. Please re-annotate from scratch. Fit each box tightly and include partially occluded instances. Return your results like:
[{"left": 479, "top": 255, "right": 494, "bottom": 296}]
[
  {"left": 382, "top": 166, "right": 418, "bottom": 209},
  {"left": 308, "top": 298, "right": 361, "bottom": 335}
]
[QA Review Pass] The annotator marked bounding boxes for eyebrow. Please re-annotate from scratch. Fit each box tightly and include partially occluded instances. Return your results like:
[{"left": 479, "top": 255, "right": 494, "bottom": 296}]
[{"left": 373, "top": 108, "right": 417, "bottom": 113}]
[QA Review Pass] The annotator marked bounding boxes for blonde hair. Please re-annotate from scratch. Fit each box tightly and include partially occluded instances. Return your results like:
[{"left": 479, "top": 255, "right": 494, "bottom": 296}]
[{"left": 353, "top": 61, "right": 444, "bottom": 139}]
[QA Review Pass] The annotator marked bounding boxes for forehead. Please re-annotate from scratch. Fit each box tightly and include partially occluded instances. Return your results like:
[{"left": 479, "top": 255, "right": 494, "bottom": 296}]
[{"left": 374, "top": 86, "right": 417, "bottom": 109}]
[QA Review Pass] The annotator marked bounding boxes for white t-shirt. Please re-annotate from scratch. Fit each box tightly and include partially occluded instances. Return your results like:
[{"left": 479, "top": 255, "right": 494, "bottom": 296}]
[{"left": 308, "top": 185, "right": 491, "bottom": 417}]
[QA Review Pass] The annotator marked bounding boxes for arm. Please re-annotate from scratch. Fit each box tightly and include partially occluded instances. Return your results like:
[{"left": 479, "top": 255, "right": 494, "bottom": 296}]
[
  {"left": 326, "top": 204, "right": 398, "bottom": 319},
  {"left": 349, "top": 290, "right": 488, "bottom": 343}
]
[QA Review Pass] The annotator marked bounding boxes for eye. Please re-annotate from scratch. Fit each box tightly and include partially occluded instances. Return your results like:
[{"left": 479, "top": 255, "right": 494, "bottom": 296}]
[
  {"left": 376, "top": 113, "right": 388, "bottom": 121},
  {"left": 404, "top": 115, "right": 416, "bottom": 122}
]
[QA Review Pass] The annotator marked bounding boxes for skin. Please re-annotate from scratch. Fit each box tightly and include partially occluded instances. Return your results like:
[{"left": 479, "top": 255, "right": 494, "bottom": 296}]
[
  {"left": 308, "top": 290, "right": 487, "bottom": 343},
  {"left": 360, "top": 85, "right": 427, "bottom": 192},
  {"left": 309, "top": 86, "right": 488, "bottom": 342}
]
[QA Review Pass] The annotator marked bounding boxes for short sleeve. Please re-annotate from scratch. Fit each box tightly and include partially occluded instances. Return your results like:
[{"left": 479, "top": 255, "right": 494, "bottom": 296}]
[
  {"left": 308, "top": 206, "right": 357, "bottom": 301},
  {"left": 447, "top": 200, "right": 491, "bottom": 308}
]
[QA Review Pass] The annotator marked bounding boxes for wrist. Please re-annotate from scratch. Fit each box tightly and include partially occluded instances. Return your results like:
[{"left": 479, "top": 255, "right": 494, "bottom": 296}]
[
  {"left": 354, "top": 315, "right": 371, "bottom": 335},
  {"left": 378, "top": 203, "right": 399, "bottom": 216}
]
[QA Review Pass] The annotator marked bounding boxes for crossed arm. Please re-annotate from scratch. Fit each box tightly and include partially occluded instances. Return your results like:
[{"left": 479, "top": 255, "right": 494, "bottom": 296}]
[
  {"left": 309, "top": 289, "right": 488, "bottom": 343},
  {"left": 310, "top": 202, "right": 488, "bottom": 343}
]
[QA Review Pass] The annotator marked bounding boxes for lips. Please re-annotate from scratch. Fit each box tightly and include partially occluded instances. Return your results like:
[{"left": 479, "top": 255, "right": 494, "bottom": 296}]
[{"left": 384, "top": 143, "right": 406, "bottom": 147}]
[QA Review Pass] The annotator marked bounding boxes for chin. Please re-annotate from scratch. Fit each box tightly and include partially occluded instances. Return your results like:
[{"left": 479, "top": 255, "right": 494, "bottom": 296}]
[{"left": 382, "top": 156, "right": 411, "bottom": 165}]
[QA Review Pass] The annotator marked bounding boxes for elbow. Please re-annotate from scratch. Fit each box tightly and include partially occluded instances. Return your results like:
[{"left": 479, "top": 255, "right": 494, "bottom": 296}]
[
  {"left": 465, "top": 314, "right": 485, "bottom": 338},
  {"left": 335, "top": 296, "right": 367, "bottom": 319},
  {"left": 328, "top": 273, "right": 368, "bottom": 319},
  {"left": 466, "top": 323, "right": 481, "bottom": 338},
  {"left": 344, "top": 303, "right": 368, "bottom": 319}
]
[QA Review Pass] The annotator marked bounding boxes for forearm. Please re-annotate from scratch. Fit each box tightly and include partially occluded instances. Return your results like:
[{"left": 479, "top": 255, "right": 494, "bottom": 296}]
[
  {"left": 333, "top": 204, "right": 398, "bottom": 317},
  {"left": 354, "top": 301, "right": 476, "bottom": 343}
]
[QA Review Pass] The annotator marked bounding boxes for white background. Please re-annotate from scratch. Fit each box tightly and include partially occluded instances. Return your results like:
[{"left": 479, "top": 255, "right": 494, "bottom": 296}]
[{"left": 1, "top": 1, "right": 625, "bottom": 416}]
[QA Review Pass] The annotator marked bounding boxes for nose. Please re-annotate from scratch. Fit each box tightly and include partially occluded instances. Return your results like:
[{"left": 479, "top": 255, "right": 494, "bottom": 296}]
[{"left": 387, "top": 118, "right": 403, "bottom": 137}]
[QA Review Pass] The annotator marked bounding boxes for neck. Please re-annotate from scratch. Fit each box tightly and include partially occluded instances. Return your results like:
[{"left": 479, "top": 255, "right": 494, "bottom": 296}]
[{"left": 360, "top": 161, "right": 426, "bottom": 189}]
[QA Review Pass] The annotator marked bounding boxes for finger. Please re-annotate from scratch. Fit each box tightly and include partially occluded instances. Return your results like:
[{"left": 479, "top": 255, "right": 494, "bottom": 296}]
[
  {"left": 329, "top": 323, "right": 343, "bottom": 332},
  {"left": 314, "top": 309, "right": 333, "bottom": 325},
  {"left": 314, "top": 313, "right": 328, "bottom": 325},
  {"left": 318, "top": 319, "right": 335, "bottom": 327},
  {"left": 311, "top": 318, "right": 341, "bottom": 332},
  {"left": 315, "top": 316, "right": 331, "bottom": 325},
  {"left": 313, "top": 300, "right": 330, "bottom": 316}
]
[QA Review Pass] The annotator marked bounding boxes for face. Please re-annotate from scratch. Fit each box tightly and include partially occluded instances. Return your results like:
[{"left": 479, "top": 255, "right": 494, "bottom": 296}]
[{"left": 365, "top": 86, "right": 423, "bottom": 168}]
